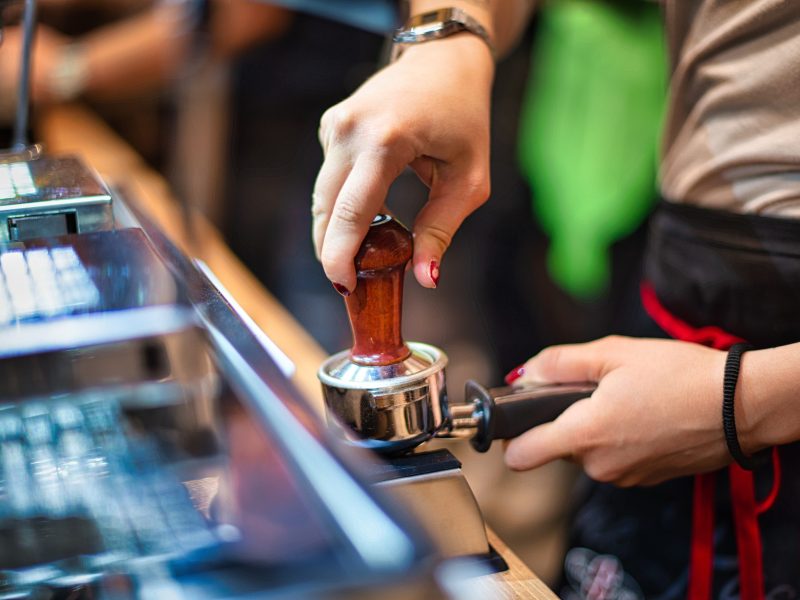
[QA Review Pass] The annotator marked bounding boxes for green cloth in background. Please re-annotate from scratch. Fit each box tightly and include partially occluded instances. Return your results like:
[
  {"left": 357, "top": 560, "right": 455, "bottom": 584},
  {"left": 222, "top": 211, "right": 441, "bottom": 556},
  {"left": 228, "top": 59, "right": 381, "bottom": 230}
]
[{"left": 517, "top": 0, "right": 667, "bottom": 299}]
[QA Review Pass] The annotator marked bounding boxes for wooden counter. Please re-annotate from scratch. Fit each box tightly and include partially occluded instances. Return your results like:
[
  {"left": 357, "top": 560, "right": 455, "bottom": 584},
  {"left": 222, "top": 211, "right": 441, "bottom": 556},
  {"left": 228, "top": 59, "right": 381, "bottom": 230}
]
[{"left": 36, "top": 103, "right": 557, "bottom": 600}]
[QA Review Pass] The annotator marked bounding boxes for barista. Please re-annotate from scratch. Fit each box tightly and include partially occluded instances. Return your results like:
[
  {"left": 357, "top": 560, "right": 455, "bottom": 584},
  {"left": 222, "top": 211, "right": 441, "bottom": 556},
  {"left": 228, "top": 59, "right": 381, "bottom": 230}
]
[{"left": 312, "top": 0, "right": 800, "bottom": 596}]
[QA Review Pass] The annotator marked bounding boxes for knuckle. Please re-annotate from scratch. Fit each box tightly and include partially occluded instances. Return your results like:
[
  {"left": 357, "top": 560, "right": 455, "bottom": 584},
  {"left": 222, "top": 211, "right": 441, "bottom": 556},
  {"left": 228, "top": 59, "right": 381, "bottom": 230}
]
[
  {"left": 583, "top": 460, "right": 604, "bottom": 482},
  {"left": 368, "top": 126, "right": 416, "bottom": 165},
  {"left": 318, "top": 108, "right": 333, "bottom": 145},
  {"left": 332, "top": 195, "right": 363, "bottom": 228},
  {"left": 323, "top": 105, "right": 357, "bottom": 141},
  {"left": 418, "top": 222, "right": 453, "bottom": 252},
  {"left": 319, "top": 106, "right": 334, "bottom": 131},
  {"left": 311, "top": 194, "right": 329, "bottom": 220},
  {"left": 599, "top": 334, "right": 625, "bottom": 347},
  {"left": 465, "top": 172, "right": 491, "bottom": 205},
  {"left": 537, "top": 346, "right": 563, "bottom": 374},
  {"left": 372, "top": 125, "right": 405, "bottom": 152},
  {"left": 584, "top": 460, "right": 621, "bottom": 484}
]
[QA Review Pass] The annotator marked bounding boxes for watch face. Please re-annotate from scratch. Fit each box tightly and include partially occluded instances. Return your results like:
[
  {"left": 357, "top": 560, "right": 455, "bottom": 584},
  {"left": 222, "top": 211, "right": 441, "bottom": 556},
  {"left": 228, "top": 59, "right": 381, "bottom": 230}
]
[
  {"left": 411, "top": 21, "right": 445, "bottom": 36},
  {"left": 408, "top": 8, "right": 452, "bottom": 33},
  {"left": 394, "top": 7, "right": 492, "bottom": 58},
  {"left": 420, "top": 10, "right": 444, "bottom": 24}
]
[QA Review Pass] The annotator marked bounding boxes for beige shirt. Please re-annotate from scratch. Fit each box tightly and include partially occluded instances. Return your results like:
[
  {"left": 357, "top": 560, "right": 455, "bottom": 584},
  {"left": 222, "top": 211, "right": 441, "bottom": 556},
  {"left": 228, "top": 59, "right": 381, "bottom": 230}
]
[{"left": 661, "top": 0, "right": 800, "bottom": 217}]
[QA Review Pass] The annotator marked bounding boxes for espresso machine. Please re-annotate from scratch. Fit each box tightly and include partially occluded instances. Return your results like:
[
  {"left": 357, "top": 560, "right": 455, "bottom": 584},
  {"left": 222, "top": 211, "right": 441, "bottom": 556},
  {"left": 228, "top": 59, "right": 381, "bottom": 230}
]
[
  {"left": 0, "top": 169, "right": 487, "bottom": 599},
  {"left": 318, "top": 214, "right": 595, "bottom": 562},
  {"left": 0, "top": 4, "right": 506, "bottom": 597}
]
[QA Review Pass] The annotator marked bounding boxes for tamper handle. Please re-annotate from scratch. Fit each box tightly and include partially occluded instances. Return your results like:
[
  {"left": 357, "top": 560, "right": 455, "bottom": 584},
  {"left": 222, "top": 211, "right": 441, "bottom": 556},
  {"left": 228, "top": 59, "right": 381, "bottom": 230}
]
[{"left": 345, "top": 214, "right": 413, "bottom": 366}]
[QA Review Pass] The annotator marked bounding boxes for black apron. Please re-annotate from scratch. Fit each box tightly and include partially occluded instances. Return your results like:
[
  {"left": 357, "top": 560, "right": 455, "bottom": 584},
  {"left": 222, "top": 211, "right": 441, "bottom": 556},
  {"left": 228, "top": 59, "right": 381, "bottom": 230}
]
[{"left": 559, "top": 201, "right": 800, "bottom": 600}]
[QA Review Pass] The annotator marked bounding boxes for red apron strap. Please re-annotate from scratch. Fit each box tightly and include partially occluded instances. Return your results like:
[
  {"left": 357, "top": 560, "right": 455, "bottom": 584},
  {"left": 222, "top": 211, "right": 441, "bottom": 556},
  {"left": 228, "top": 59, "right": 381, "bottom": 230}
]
[
  {"left": 688, "top": 472, "right": 717, "bottom": 600},
  {"left": 640, "top": 282, "right": 745, "bottom": 350},
  {"left": 755, "top": 447, "right": 781, "bottom": 515},
  {"left": 729, "top": 465, "right": 765, "bottom": 600},
  {"left": 640, "top": 282, "right": 773, "bottom": 600}
]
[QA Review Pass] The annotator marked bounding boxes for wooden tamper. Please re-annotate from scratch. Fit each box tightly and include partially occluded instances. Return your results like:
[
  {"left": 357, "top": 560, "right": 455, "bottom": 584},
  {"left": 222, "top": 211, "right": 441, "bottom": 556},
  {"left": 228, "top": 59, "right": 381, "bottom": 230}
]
[
  {"left": 318, "top": 214, "right": 449, "bottom": 455},
  {"left": 343, "top": 214, "right": 413, "bottom": 367},
  {"left": 318, "top": 214, "right": 597, "bottom": 455}
]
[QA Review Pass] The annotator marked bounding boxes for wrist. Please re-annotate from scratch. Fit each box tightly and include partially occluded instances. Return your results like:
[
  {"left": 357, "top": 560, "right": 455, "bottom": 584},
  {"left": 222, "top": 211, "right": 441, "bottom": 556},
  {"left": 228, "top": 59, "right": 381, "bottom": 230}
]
[
  {"left": 396, "top": 32, "right": 495, "bottom": 77},
  {"left": 408, "top": 0, "right": 494, "bottom": 37},
  {"left": 398, "top": 1, "right": 496, "bottom": 63},
  {"left": 735, "top": 345, "right": 797, "bottom": 454},
  {"left": 44, "top": 41, "right": 89, "bottom": 103}
]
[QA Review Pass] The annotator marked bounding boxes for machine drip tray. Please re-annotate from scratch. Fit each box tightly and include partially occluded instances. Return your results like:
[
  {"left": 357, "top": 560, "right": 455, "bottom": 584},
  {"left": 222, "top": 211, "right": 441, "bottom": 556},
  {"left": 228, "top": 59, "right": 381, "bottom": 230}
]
[{"left": 369, "top": 448, "right": 463, "bottom": 482}]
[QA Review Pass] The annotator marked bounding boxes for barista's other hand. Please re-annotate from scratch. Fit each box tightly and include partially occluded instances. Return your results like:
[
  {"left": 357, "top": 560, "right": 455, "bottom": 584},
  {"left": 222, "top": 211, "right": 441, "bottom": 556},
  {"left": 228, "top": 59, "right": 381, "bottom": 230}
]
[
  {"left": 0, "top": 25, "right": 70, "bottom": 106},
  {"left": 313, "top": 34, "right": 494, "bottom": 292},
  {"left": 503, "top": 336, "right": 738, "bottom": 487}
]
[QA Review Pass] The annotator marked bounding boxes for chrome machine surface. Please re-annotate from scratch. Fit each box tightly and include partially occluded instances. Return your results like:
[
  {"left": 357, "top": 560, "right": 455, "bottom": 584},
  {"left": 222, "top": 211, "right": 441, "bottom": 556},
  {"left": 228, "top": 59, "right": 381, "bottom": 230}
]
[{"left": 0, "top": 151, "right": 468, "bottom": 599}]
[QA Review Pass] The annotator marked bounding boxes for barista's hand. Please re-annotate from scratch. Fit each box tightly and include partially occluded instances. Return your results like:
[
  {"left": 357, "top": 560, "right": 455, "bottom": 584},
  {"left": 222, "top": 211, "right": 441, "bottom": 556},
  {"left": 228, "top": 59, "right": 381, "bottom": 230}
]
[
  {"left": 313, "top": 34, "right": 494, "bottom": 292},
  {"left": 0, "top": 25, "right": 70, "bottom": 106},
  {"left": 503, "top": 336, "right": 740, "bottom": 486}
]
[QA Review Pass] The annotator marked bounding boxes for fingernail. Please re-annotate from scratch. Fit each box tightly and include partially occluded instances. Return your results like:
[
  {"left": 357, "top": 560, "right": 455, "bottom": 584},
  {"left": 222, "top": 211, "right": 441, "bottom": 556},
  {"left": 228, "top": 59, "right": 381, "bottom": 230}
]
[
  {"left": 504, "top": 364, "right": 526, "bottom": 385},
  {"left": 332, "top": 282, "right": 351, "bottom": 297},
  {"left": 429, "top": 260, "right": 440, "bottom": 288}
]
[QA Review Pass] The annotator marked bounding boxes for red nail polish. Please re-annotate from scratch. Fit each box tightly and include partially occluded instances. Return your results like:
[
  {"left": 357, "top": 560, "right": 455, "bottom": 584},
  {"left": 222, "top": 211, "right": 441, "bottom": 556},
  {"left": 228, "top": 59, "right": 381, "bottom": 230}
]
[
  {"left": 504, "top": 364, "right": 525, "bottom": 385},
  {"left": 429, "top": 260, "right": 440, "bottom": 288},
  {"left": 333, "top": 282, "right": 351, "bottom": 297}
]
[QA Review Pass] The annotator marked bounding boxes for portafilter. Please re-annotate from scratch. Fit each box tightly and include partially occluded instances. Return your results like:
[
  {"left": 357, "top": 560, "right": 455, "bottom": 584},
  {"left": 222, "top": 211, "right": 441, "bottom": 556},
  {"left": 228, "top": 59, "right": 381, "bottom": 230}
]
[{"left": 318, "top": 214, "right": 596, "bottom": 455}]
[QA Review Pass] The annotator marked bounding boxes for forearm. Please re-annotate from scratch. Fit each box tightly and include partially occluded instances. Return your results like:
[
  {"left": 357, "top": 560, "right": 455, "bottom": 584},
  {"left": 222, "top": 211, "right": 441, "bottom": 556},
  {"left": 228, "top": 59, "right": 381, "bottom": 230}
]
[
  {"left": 79, "top": 4, "right": 190, "bottom": 101},
  {"left": 71, "top": 0, "right": 290, "bottom": 101},
  {"left": 209, "top": 0, "right": 293, "bottom": 59},
  {"left": 738, "top": 342, "right": 800, "bottom": 453},
  {"left": 408, "top": 0, "right": 536, "bottom": 57}
]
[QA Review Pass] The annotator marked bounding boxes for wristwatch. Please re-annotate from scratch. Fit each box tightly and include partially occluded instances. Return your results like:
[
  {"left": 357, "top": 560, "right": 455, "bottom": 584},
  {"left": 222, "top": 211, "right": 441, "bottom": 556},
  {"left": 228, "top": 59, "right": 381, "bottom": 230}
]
[
  {"left": 391, "top": 7, "right": 495, "bottom": 61},
  {"left": 47, "top": 43, "right": 89, "bottom": 102}
]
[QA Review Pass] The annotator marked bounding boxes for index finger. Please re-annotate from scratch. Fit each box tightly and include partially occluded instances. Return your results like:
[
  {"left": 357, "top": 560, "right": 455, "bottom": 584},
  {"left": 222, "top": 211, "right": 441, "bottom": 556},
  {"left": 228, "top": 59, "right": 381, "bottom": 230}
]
[
  {"left": 521, "top": 337, "right": 626, "bottom": 384},
  {"left": 319, "top": 152, "right": 406, "bottom": 291},
  {"left": 312, "top": 147, "right": 351, "bottom": 260},
  {"left": 503, "top": 398, "right": 591, "bottom": 471}
]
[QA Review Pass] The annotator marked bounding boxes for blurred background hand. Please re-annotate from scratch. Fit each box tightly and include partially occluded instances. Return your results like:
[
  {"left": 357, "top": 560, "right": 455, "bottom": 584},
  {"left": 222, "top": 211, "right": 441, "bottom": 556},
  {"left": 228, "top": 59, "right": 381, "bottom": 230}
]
[{"left": 0, "top": 24, "right": 68, "bottom": 115}]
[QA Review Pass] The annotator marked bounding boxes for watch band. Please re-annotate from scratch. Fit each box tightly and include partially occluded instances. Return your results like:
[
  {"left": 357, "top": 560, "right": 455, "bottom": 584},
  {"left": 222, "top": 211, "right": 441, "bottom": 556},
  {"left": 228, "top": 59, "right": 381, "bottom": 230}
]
[
  {"left": 47, "top": 43, "right": 89, "bottom": 102},
  {"left": 391, "top": 7, "right": 495, "bottom": 61}
]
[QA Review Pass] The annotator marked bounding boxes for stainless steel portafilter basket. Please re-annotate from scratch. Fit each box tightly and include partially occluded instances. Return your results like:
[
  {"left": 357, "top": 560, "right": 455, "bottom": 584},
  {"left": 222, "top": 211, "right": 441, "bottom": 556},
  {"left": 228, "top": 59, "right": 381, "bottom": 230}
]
[
  {"left": 319, "top": 341, "right": 448, "bottom": 455},
  {"left": 317, "top": 214, "right": 446, "bottom": 455},
  {"left": 318, "top": 214, "right": 597, "bottom": 456}
]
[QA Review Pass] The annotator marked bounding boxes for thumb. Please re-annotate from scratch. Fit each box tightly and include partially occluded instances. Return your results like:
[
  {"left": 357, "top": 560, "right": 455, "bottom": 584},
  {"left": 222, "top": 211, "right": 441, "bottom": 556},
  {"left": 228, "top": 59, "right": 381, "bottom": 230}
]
[{"left": 410, "top": 163, "right": 490, "bottom": 288}]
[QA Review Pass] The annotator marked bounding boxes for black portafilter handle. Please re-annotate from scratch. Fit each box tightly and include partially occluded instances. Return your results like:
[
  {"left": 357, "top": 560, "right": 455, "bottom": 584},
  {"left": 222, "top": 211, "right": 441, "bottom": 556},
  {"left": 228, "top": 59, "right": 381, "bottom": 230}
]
[{"left": 464, "top": 380, "right": 597, "bottom": 452}]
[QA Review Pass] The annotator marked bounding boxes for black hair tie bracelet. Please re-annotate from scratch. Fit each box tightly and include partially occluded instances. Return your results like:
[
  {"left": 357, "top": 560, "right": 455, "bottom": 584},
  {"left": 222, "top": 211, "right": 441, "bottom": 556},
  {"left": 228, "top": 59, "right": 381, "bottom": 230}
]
[{"left": 723, "top": 343, "right": 771, "bottom": 470}]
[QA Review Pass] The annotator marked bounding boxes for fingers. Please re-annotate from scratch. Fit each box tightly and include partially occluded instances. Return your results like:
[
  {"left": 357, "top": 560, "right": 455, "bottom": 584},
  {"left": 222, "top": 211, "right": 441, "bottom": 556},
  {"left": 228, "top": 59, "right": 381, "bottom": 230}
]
[
  {"left": 411, "top": 161, "right": 490, "bottom": 288},
  {"left": 500, "top": 338, "right": 621, "bottom": 472},
  {"left": 519, "top": 336, "right": 628, "bottom": 384},
  {"left": 312, "top": 148, "right": 350, "bottom": 260},
  {"left": 316, "top": 153, "right": 489, "bottom": 291},
  {"left": 319, "top": 152, "right": 406, "bottom": 291},
  {"left": 504, "top": 422, "right": 565, "bottom": 470},
  {"left": 504, "top": 397, "right": 591, "bottom": 471}
]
